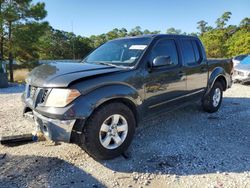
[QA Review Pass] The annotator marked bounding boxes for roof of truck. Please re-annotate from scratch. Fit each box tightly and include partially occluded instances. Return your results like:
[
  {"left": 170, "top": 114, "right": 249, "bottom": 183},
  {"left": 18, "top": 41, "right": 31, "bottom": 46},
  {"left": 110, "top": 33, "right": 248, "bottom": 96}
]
[{"left": 113, "top": 34, "right": 199, "bottom": 41}]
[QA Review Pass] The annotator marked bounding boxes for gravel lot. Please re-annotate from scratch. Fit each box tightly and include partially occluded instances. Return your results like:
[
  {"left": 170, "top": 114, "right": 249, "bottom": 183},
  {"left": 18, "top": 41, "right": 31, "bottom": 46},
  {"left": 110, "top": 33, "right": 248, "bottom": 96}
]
[{"left": 0, "top": 84, "right": 250, "bottom": 188}]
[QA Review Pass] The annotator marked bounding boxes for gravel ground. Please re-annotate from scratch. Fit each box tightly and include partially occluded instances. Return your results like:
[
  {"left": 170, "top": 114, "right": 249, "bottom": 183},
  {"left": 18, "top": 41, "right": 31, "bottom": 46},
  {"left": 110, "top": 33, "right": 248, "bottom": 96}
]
[
  {"left": 0, "top": 84, "right": 250, "bottom": 188},
  {"left": 0, "top": 84, "right": 33, "bottom": 137}
]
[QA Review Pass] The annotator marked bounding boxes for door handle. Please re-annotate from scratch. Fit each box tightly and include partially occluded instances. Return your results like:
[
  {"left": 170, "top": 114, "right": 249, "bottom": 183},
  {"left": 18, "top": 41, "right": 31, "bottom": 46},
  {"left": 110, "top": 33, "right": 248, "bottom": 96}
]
[
  {"left": 178, "top": 71, "right": 185, "bottom": 77},
  {"left": 201, "top": 67, "right": 207, "bottom": 72}
]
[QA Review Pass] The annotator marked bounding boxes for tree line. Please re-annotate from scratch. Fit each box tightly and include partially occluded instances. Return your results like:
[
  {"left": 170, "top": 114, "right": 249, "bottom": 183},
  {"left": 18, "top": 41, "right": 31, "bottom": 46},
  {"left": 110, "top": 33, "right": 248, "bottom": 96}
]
[{"left": 0, "top": 0, "right": 249, "bottom": 82}]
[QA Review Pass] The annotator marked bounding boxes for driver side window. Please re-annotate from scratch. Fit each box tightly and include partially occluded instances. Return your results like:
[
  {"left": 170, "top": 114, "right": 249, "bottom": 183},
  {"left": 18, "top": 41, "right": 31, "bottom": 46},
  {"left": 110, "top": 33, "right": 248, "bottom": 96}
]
[{"left": 150, "top": 39, "right": 179, "bottom": 66}]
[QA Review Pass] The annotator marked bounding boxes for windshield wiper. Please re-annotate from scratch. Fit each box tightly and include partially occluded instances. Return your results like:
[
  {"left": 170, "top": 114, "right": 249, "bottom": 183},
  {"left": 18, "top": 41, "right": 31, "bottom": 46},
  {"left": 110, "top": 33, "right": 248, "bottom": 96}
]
[
  {"left": 96, "top": 62, "right": 131, "bottom": 69},
  {"left": 97, "top": 62, "right": 117, "bottom": 67}
]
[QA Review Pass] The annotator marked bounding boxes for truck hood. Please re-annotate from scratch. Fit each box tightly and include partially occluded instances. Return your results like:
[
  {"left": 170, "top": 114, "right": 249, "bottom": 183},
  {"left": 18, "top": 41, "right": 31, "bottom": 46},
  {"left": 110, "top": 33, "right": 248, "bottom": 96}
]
[
  {"left": 235, "top": 63, "right": 250, "bottom": 71},
  {"left": 26, "top": 62, "right": 124, "bottom": 87}
]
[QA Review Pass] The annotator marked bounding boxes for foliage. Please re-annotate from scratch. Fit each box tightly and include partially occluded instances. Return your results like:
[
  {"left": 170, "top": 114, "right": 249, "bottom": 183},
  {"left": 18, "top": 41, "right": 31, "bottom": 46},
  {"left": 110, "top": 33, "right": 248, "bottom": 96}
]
[
  {"left": 0, "top": 2, "right": 249, "bottom": 79},
  {"left": 0, "top": 0, "right": 47, "bottom": 81},
  {"left": 196, "top": 20, "right": 213, "bottom": 34},
  {"left": 200, "top": 29, "right": 227, "bottom": 58},
  {"left": 225, "top": 28, "right": 250, "bottom": 57},
  {"left": 38, "top": 27, "right": 93, "bottom": 60},
  {"left": 216, "top": 11, "right": 232, "bottom": 29},
  {"left": 200, "top": 12, "right": 250, "bottom": 58},
  {"left": 13, "top": 22, "right": 49, "bottom": 65},
  {"left": 166, "top": 27, "right": 182, "bottom": 34}
]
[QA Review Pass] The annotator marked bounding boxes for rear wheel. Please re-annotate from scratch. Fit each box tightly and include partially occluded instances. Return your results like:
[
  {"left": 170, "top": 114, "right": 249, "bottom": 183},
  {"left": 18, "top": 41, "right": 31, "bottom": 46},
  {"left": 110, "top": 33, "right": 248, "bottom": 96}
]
[
  {"left": 202, "top": 81, "right": 223, "bottom": 113},
  {"left": 79, "top": 102, "right": 136, "bottom": 160}
]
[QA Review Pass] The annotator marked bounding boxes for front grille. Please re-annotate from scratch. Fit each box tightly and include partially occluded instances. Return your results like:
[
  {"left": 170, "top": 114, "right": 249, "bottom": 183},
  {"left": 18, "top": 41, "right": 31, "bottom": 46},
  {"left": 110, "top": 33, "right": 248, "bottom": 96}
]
[
  {"left": 238, "top": 71, "right": 244, "bottom": 76},
  {"left": 27, "top": 85, "right": 50, "bottom": 107},
  {"left": 41, "top": 89, "right": 49, "bottom": 104},
  {"left": 234, "top": 70, "right": 244, "bottom": 76},
  {"left": 29, "top": 86, "right": 37, "bottom": 100}
]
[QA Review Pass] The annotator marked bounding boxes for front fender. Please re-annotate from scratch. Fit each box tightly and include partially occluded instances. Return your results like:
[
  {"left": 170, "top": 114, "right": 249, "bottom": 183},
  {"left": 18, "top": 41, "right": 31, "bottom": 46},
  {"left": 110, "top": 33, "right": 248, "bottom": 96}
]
[
  {"left": 71, "top": 84, "right": 143, "bottom": 120},
  {"left": 69, "top": 84, "right": 143, "bottom": 142},
  {"left": 205, "top": 67, "right": 227, "bottom": 96}
]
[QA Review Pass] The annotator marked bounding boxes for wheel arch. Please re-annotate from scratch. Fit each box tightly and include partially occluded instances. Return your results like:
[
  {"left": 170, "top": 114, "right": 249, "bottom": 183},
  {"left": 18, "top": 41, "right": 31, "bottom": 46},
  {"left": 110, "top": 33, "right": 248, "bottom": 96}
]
[
  {"left": 70, "top": 84, "right": 142, "bottom": 139},
  {"left": 94, "top": 97, "right": 139, "bottom": 125},
  {"left": 205, "top": 67, "right": 227, "bottom": 97},
  {"left": 214, "top": 75, "right": 227, "bottom": 91}
]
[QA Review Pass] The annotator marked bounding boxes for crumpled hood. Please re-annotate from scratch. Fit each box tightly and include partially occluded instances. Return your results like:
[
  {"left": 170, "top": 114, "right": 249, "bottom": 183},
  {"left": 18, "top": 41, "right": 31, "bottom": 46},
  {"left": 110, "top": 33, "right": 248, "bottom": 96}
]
[{"left": 26, "top": 62, "right": 123, "bottom": 87}]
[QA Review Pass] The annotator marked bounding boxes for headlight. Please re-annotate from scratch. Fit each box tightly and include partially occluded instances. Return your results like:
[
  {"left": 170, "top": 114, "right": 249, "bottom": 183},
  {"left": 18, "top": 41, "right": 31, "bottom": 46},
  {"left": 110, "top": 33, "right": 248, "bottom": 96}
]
[{"left": 44, "top": 88, "right": 81, "bottom": 107}]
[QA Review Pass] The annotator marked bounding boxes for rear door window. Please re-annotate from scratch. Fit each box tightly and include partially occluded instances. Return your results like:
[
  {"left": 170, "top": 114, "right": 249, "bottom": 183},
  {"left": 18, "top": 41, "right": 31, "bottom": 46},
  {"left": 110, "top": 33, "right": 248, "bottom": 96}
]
[
  {"left": 181, "top": 39, "right": 201, "bottom": 65},
  {"left": 192, "top": 41, "right": 202, "bottom": 63}
]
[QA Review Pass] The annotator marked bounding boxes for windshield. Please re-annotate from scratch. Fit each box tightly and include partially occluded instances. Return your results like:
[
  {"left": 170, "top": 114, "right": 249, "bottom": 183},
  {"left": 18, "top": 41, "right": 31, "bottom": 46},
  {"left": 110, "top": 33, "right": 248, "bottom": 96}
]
[
  {"left": 235, "top": 55, "right": 247, "bottom": 61},
  {"left": 84, "top": 37, "right": 152, "bottom": 67},
  {"left": 241, "top": 55, "right": 250, "bottom": 65}
]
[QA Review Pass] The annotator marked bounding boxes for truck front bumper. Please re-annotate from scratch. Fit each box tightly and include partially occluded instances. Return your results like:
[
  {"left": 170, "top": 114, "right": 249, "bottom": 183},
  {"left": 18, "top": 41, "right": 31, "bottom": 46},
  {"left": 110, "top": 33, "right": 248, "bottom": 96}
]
[
  {"left": 30, "top": 110, "right": 76, "bottom": 142},
  {"left": 233, "top": 75, "right": 250, "bottom": 83},
  {"left": 233, "top": 70, "right": 250, "bottom": 83}
]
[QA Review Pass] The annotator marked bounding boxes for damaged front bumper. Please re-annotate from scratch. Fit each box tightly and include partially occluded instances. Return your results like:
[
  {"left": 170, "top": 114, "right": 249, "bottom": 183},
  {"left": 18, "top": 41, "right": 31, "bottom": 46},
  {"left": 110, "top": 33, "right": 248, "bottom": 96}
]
[
  {"left": 24, "top": 110, "right": 76, "bottom": 142},
  {"left": 233, "top": 75, "right": 250, "bottom": 83},
  {"left": 233, "top": 70, "right": 250, "bottom": 83}
]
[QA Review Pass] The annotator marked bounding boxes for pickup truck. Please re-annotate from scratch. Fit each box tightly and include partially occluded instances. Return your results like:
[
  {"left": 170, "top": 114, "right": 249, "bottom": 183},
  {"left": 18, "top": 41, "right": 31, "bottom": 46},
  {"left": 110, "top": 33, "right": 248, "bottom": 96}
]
[{"left": 22, "top": 34, "right": 233, "bottom": 159}]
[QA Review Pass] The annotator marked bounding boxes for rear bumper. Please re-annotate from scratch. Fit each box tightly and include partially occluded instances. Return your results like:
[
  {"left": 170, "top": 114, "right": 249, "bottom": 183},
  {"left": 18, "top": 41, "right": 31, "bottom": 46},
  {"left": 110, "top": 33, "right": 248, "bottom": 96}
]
[{"left": 26, "top": 110, "right": 76, "bottom": 142}]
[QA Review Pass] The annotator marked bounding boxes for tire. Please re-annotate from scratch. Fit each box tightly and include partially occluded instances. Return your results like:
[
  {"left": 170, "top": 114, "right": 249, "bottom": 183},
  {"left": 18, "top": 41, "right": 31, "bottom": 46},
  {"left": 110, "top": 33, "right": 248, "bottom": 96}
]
[
  {"left": 202, "top": 81, "right": 223, "bottom": 113},
  {"left": 79, "top": 102, "right": 136, "bottom": 160}
]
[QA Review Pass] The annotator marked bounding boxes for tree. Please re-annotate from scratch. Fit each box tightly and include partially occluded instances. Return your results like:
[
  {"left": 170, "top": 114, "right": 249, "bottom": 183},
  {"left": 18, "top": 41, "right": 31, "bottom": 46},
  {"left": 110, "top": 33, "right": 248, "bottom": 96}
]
[
  {"left": 89, "top": 33, "right": 107, "bottom": 48},
  {"left": 166, "top": 27, "right": 182, "bottom": 34},
  {"left": 129, "top": 26, "right": 143, "bottom": 36},
  {"left": 197, "top": 20, "right": 208, "bottom": 34},
  {"left": 239, "top": 17, "right": 250, "bottom": 30},
  {"left": 216, "top": 11, "right": 232, "bottom": 29},
  {"left": 143, "top": 29, "right": 151, "bottom": 35},
  {"left": 0, "top": 0, "right": 4, "bottom": 61},
  {"left": 13, "top": 22, "right": 49, "bottom": 66},
  {"left": 226, "top": 28, "right": 250, "bottom": 57},
  {"left": 118, "top": 28, "right": 128, "bottom": 37},
  {"left": 39, "top": 28, "right": 80, "bottom": 60},
  {"left": 189, "top": 32, "right": 199, "bottom": 37},
  {"left": 106, "top": 28, "right": 120, "bottom": 40},
  {"left": 143, "top": 29, "right": 160, "bottom": 35},
  {"left": 1, "top": 0, "right": 47, "bottom": 81},
  {"left": 200, "top": 30, "right": 228, "bottom": 58}
]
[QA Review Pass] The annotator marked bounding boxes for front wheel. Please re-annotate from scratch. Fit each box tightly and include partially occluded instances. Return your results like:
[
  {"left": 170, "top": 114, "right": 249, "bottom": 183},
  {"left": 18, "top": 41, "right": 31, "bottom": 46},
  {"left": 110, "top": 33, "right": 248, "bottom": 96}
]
[
  {"left": 79, "top": 102, "right": 136, "bottom": 160},
  {"left": 202, "top": 82, "right": 223, "bottom": 113}
]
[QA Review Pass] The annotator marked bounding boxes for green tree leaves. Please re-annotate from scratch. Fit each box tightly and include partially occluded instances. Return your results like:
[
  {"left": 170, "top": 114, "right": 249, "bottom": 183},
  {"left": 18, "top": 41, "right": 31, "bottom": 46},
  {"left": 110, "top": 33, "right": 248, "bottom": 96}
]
[
  {"left": 0, "top": 0, "right": 47, "bottom": 81},
  {"left": 200, "top": 30, "right": 227, "bottom": 58},
  {"left": 226, "top": 28, "right": 250, "bottom": 57},
  {"left": 197, "top": 20, "right": 210, "bottom": 34},
  {"left": 166, "top": 27, "right": 182, "bottom": 34},
  {"left": 0, "top": 3, "right": 249, "bottom": 81},
  {"left": 200, "top": 12, "right": 250, "bottom": 58},
  {"left": 216, "top": 11, "right": 232, "bottom": 29}
]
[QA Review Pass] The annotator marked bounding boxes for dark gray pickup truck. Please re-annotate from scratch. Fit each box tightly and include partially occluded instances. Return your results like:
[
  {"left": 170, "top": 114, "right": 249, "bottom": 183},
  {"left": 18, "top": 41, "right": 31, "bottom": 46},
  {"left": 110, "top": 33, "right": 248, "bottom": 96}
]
[{"left": 23, "top": 34, "right": 233, "bottom": 159}]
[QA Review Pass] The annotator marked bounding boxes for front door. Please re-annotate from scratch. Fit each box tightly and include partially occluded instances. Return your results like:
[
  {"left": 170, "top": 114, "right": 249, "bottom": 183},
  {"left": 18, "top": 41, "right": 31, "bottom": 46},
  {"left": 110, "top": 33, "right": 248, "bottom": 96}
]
[{"left": 144, "top": 38, "right": 187, "bottom": 114}]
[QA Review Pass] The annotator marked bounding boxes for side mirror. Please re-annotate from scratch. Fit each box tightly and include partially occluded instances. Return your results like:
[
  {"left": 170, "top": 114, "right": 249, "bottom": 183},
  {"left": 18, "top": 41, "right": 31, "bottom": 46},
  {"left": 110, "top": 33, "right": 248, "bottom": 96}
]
[{"left": 152, "top": 56, "right": 173, "bottom": 67}]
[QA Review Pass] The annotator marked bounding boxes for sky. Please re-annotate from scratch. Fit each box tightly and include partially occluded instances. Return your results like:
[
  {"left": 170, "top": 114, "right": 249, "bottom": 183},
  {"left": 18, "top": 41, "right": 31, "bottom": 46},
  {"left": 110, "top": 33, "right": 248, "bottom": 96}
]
[{"left": 33, "top": 0, "right": 250, "bottom": 37}]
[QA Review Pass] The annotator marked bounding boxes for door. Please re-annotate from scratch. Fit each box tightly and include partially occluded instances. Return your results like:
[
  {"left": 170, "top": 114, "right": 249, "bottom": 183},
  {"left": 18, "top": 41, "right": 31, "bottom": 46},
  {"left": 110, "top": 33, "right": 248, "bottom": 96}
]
[
  {"left": 144, "top": 38, "right": 187, "bottom": 114},
  {"left": 181, "top": 39, "right": 208, "bottom": 93}
]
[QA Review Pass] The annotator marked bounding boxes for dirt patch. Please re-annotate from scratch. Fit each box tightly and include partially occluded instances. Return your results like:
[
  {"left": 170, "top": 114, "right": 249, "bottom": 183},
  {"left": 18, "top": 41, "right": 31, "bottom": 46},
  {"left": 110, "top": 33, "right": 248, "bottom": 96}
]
[{"left": 0, "top": 84, "right": 250, "bottom": 187}]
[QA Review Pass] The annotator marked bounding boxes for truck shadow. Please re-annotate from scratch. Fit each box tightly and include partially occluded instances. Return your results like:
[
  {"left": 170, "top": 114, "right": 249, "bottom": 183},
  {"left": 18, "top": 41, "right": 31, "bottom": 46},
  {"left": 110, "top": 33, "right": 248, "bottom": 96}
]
[
  {"left": 0, "top": 84, "right": 25, "bottom": 94},
  {"left": 102, "top": 97, "right": 250, "bottom": 176},
  {"left": 0, "top": 154, "right": 105, "bottom": 188}
]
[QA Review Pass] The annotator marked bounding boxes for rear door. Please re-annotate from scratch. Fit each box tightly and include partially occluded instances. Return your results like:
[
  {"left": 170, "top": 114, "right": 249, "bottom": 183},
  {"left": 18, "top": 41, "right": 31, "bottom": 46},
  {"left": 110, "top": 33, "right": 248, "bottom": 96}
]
[{"left": 180, "top": 39, "right": 208, "bottom": 93}]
